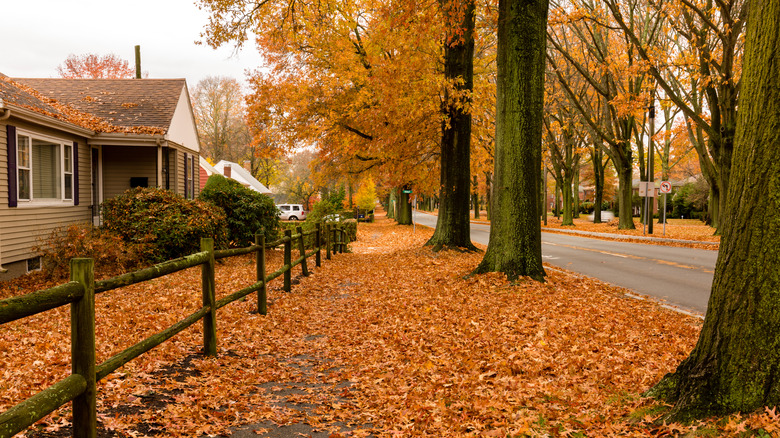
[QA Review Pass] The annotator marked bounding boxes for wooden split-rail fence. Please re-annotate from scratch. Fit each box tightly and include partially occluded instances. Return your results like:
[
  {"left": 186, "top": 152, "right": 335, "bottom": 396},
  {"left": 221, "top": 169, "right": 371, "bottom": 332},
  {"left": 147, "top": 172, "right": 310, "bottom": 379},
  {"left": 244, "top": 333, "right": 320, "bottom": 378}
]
[{"left": 0, "top": 223, "right": 351, "bottom": 438}]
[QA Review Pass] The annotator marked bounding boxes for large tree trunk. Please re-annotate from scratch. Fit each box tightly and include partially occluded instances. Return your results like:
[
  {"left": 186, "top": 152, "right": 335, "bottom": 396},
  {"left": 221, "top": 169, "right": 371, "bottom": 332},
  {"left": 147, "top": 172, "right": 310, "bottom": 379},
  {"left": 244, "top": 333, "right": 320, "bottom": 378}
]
[
  {"left": 616, "top": 162, "right": 634, "bottom": 229},
  {"left": 472, "top": 175, "right": 480, "bottom": 219},
  {"left": 591, "top": 145, "right": 605, "bottom": 223},
  {"left": 426, "top": 0, "right": 476, "bottom": 251},
  {"left": 648, "top": 2, "right": 780, "bottom": 421},
  {"left": 396, "top": 189, "right": 412, "bottom": 225},
  {"left": 472, "top": 0, "right": 548, "bottom": 282}
]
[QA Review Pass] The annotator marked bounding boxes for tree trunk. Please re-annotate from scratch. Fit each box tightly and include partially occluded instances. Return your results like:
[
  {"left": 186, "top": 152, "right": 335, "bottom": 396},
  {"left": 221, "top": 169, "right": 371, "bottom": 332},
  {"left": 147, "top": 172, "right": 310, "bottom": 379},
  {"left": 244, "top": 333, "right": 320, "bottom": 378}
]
[
  {"left": 648, "top": 2, "right": 780, "bottom": 421},
  {"left": 472, "top": 175, "right": 480, "bottom": 219},
  {"left": 561, "top": 173, "right": 574, "bottom": 226},
  {"left": 573, "top": 162, "right": 580, "bottom": 219},
  {"left": 387, "top": 189, "right": 397, "bottom": 219},
  {"left": 484, "top": 171, "right": 492, "bottom": 221},
  {"left": 472, "top": 0, "right": 548, "bottom": 282},
  {"left": 591, "top": 145, "right": 605, "bottom": 223},
  {"left": 397, "top": 189, "right": 412, "bottom": 225},
  {"left": 426, "top": 0, "right": 476, "bottom": 251},
  {"left": 616, "top": 162, "right": 634, "bottom": 229}
]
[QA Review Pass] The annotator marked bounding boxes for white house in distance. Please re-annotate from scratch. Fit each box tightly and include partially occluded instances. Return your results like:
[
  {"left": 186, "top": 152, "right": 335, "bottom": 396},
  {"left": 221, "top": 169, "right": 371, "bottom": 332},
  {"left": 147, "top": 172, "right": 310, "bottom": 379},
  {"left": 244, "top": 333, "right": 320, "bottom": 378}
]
[{"left": 199, "top": 158, "right": 272, "bottom": 195}]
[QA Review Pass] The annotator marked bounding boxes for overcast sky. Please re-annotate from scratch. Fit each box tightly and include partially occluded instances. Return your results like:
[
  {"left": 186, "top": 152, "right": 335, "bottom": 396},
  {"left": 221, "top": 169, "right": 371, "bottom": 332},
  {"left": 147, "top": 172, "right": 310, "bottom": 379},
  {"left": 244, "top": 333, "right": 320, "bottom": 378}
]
[{"left": 2, "top": 0, "right": 264, "bottom": 88}]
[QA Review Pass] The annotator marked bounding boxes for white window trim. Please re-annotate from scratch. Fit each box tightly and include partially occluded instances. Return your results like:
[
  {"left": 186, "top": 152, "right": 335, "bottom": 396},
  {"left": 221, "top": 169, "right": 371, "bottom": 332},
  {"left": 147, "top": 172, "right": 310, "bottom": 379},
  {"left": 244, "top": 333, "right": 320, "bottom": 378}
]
[{"left": 16, "top": 130, "right": 75, "bottom": 207}]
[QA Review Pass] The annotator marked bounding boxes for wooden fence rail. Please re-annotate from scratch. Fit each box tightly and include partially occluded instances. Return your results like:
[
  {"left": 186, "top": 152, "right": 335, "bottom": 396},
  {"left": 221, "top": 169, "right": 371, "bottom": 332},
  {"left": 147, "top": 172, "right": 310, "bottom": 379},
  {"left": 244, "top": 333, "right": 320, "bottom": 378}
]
[{"left": 0, "top": 222, "right": 351, "bottom": 438}]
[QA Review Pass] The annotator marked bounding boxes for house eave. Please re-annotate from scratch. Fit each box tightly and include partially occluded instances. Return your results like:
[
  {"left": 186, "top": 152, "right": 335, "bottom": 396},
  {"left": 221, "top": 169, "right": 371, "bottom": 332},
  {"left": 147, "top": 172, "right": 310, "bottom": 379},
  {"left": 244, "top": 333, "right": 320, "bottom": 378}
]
[
  {"left": 4, "top": 104, "right": 96, "bottom": 137},
  {"left": 89, "top": 132, "right": 167, "bottom": 147}
]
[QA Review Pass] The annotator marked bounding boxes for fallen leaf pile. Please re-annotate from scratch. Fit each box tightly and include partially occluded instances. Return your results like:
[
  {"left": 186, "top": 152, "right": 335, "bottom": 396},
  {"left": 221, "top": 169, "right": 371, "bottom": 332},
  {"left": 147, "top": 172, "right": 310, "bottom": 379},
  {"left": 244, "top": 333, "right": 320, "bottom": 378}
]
[{"left": 2, "top": 216, "right": 777, "bottom": 437}]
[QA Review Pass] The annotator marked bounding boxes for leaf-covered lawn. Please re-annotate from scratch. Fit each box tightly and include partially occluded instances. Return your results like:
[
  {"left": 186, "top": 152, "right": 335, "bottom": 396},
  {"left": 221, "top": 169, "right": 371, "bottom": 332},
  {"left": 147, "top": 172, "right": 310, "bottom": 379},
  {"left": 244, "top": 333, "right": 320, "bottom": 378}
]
[
  {"left": 541, "top": 217, "right": 720, "bottom": 247},
  {"left": 2, "top": 216, "right": 778, "bottom": 437}
]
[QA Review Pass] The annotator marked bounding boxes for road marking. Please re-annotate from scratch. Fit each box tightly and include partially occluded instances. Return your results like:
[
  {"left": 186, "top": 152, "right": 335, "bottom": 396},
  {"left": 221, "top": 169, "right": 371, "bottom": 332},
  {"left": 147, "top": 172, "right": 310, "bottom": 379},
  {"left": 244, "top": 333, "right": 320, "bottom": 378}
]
[
  {"left": 544, "top": 242, "right": 714, "bottom": 273},
  {"left": 542, "top": 255, "right": 559, "bottom": 260}
]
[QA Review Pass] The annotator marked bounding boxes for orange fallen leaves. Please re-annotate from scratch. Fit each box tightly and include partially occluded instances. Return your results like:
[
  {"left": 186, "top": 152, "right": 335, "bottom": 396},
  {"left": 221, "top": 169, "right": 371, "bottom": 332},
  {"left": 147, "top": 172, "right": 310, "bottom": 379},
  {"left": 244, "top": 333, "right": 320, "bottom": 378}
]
[
  {"left": 542, "top": 216, "right": 720, "bottom": 249},
  {"left": 0, "top": 215, "right": 773, "bottom": 437}
]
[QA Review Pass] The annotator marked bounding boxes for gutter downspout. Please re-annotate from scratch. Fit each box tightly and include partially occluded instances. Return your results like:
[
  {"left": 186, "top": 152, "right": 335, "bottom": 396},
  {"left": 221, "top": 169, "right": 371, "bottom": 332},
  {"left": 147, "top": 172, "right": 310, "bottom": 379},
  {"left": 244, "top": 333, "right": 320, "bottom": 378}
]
[{"left": 0, "top": 98, "right": 11, "bottom": 120}]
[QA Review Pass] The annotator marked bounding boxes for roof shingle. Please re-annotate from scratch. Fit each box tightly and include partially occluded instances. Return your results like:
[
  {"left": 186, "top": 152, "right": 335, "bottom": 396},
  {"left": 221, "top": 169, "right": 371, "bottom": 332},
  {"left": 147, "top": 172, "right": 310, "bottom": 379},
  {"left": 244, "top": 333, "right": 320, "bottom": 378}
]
[{"left": 14, "top": 78, "right": 186, "bottom": 131}]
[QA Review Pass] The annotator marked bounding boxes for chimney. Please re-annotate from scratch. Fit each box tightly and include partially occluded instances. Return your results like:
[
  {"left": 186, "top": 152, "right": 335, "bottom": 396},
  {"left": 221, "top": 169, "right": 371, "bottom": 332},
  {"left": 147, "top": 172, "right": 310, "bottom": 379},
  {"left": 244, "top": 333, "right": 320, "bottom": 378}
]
[
  {"left": 243, "top": 160, "right": 251, "bottom": 171},
  {"left": 135, "top": 45, "right": 141, "bottom": 79},
  {"left": 224, "top": 164, "right": 232, "bottom": 178}
]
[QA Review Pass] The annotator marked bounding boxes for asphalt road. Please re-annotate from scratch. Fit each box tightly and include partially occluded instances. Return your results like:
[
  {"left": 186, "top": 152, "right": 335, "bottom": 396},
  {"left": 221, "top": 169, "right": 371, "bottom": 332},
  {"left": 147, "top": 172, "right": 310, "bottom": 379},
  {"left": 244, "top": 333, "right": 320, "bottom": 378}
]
[{"left": 413, "top": 211, "right": 717, "bottom": 315}]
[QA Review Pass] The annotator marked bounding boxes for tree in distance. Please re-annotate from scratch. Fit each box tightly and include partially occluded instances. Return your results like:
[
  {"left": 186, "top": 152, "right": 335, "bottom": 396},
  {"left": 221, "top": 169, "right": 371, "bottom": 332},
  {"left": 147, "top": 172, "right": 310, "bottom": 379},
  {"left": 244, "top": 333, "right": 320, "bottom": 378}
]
[{"left": 57, "top": 53, "right": 136, "bottom": 79}]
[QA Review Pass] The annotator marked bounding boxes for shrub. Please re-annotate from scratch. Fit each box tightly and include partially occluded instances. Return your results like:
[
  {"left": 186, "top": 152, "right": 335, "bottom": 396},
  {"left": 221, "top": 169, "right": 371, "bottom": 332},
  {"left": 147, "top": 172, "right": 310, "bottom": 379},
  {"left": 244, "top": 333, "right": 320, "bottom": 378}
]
[
  {"left": 35, "top": 223, "right": 145, "bottom": 279},
  {"left": 279, "top": 221, "right": 319, "bottom": 249},
  {"left": 579, "top": 201, "right": 595, "bottom": 214},
  {"left": 307, "top": 200, "right": 340, "bottom": 223},
  {"left": 102, "top": 187, "right": 228, "bottom": 263},
  {"left": 199, "top": 174, "right": 280, "bottom": 246}
]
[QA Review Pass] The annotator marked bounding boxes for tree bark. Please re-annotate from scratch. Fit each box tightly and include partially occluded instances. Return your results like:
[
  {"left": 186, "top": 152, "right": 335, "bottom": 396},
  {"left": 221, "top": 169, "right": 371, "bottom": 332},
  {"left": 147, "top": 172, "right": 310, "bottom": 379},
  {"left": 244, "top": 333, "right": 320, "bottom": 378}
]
[
  {"left": 591, "top": 144, "right": 605, "bottom": 223},
  {"left": 648, "top": 1, "right": 780, "bottom": 421},
  {"left": 472, "top": 175, "right": 480, "bottom": 219},
  {"left": 472, "top": 0, "right": 548, "bottom": 282},
  {"left": 427, "top": 0, "right": 477, "bottom": 251},
  {"left": 396, "top": 189, "right": 413, "bottom": 225}
]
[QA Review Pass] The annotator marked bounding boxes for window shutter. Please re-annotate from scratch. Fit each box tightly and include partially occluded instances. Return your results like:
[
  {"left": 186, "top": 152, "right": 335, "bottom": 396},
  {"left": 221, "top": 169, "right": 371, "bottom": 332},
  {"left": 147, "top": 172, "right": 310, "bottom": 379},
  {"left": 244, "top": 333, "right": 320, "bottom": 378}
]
[
  {"left": 183, "top": 152, "right": 189, "bottom": 198},
  {"left": 73, "top": 142, "right": 79, "bottom": 206},
  {"left": 6, "top": 125, "right": 17, "bottom": 207},
  {"left": 191, "top": 154, "right": 196, "bottom": 197}
]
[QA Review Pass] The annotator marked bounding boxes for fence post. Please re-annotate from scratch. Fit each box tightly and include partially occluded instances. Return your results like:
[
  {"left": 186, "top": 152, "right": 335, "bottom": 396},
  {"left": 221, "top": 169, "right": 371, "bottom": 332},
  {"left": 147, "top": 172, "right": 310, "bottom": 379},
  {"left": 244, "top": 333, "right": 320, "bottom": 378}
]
[
  {"left": 284, "top": 229, "right": 292, "bottom": 292},
  {"left": 201, "top": 238, "right": 217, "bottom": 356},
  {"left": 325, "top": 223, "right": 332, "bottom": 260},
  {"left": 255, "top": 233, "right": 267, "bottom": 315},
  {"left": 338, "top": 225, "right": 344, "bottom": 254},
  {"left": 296, "top": 226, "right": 309, "bottom": 276},
  {"left": 71, "top": 258, "right": 96, "bottom": 438},
  {"left": 315, "top": 222, "right": 322, "bottom": 267}
]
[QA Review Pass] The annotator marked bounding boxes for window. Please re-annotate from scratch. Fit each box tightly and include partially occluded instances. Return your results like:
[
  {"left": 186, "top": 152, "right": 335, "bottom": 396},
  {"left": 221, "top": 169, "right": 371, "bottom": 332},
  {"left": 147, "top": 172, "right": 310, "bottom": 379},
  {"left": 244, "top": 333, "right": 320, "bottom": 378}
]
[
  {"left": 16, "top": 131, "right": 74, "bottom": 204},
  {"left": 27, "top": 256, "right": 41, "bottom": 272}
]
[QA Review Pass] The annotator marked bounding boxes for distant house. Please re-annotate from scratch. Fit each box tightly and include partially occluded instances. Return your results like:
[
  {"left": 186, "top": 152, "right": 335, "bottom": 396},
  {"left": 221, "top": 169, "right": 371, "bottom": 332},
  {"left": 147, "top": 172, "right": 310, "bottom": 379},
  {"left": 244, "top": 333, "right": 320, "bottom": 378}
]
[
  {"left": 1, "top": 75, "right": 201, "bottom": 279},
  {"left": 207, "top": 160, "right": 272, "bottom": 195},
  {"left": 199, "top": 156, "right": 218, "bottom": 191}
]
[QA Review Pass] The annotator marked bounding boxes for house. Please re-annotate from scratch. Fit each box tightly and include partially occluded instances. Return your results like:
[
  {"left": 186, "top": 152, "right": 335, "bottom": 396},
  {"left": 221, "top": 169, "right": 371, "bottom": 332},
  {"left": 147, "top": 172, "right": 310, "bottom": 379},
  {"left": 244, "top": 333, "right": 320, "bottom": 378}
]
[
  {"left": 199, "top": 156, "right": 218, "bottom": 191},
  {"left": 208, "top": 160, "right": 272, "bottom": 195},
  {"left": 1, "top": 75, "right": 201, "bottom": 280}
]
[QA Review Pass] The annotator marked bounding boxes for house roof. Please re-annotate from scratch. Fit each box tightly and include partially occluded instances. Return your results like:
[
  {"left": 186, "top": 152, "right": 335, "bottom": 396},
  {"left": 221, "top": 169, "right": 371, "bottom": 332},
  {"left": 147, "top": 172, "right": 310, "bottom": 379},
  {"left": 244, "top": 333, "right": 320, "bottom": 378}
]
[
  {"left": 199, "top": 156, "right": 218, "bottom": 176},
  {"left": 214, "top": 160, "right": 272, "bottom": 194},
  {"left": 13, "top": 78, "right": 186, "bottom": 132},
  {"left": 1, "top": 76, "right": 68, "bottom": 118}
]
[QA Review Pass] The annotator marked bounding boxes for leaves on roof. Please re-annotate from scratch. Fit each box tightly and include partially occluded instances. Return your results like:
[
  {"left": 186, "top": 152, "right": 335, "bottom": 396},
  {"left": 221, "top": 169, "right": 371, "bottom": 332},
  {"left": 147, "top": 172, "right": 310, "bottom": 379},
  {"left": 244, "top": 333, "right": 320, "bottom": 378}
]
[{"left": 1, "top": 76, "right": 166, "bottom": 135}]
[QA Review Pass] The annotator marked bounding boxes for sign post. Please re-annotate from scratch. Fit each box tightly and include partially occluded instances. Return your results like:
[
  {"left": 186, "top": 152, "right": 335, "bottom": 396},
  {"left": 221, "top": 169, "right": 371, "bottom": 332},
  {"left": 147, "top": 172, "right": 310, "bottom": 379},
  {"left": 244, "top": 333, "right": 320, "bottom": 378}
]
[{"left": 659, "top": 180, "right": 672, "bottom": 236}]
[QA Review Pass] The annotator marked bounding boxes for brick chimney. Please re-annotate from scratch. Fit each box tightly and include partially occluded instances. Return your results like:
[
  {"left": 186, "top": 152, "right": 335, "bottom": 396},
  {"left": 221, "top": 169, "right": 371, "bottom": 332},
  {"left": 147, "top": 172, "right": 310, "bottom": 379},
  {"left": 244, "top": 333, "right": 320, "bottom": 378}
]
[{"left": 224, "top": 164, "right": 232, "bottom": 178}]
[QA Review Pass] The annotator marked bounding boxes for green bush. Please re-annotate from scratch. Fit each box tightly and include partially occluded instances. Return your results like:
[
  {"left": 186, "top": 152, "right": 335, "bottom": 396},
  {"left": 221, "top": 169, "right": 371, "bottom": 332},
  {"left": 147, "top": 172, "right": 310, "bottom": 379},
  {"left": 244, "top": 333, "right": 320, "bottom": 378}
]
[
  {"left": 279, "top": 221, "right": 320, "bottom": 249},
  {"left": 35, "top": 223, "right": 145, "bottom": 279},
  {"left": 342, "top": 218, "right": 358, "bottom": 242},
  {"left": 307, "top": 200, "right": 340, "bottom": 223},
  {"left": 102, "top": 187, "right": 228, "bottom": 263},
  {"left": 579, "top": 201, "right": 595, "bottom": 214},
  {"left": 199, "top": 174, "right": 280, "bottom": 246}
]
